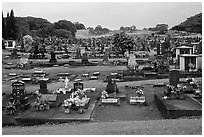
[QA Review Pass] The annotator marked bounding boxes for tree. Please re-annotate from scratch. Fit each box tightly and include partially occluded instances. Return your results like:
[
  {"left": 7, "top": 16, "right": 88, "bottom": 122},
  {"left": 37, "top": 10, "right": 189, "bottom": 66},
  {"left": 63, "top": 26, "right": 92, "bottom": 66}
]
[
  {"left": 37, "top": 24, "right": 55, "bottom": 38},
  {"left": 2, "top": 12, "right": 6, "bottom": 39},
  {"left": 112, "top": 32, "right": 135, "bottom": 55},
  {"left": 74, "top": 22, "right": 86, "bottom": 30},
  {"left": 54, "top": 20, "right": 77, "bottom": 37},
  {"left": 8, "top": 9, "right": 18, "bottom": 40},
  {"left": 5, "top": 12, "right": 10, "bottom": 39},
  {"left": 95, "top": 25, "right": 103, "bottom": 32},
  {"left": 54, "top": 29, "right": 73, "bottom": 39}
]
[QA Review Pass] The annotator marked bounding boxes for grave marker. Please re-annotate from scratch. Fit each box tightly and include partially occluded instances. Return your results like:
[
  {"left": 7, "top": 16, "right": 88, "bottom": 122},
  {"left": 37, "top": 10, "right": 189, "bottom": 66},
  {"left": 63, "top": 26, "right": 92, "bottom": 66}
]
[
  {"left": 169, "top": 69, "right": 180, "bottom": 87},
  {"left": 39, "top": 79, "right": 49, "bottom": 94}
]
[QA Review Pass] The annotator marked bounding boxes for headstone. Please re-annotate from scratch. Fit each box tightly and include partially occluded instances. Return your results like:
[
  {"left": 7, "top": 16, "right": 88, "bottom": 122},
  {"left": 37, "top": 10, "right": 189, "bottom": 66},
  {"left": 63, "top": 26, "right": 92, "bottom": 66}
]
[
  {"left": 103, "top": 52, "right": 109, "bottom": 62},
  {"left": 76, "top": 47, "right": 81, "bottom": 59},
  {"left": 128, "top": 52, "right": 139, "bottom": 70},
  {"left": 7, "top": 80, "right": 30, "bottom": 113},
  {"left": 49, "top": 51, "right": 57, "bottom": 63},
  {"left": 169, "top": 69, "right": 180, "bottom": 87},
  {"left": 65, "top": 77, "right": 69, "bottom": 89},
  {"left": 74, "top": 82, "right": 84, "bottom": 91},
  {"left": 105, "top": 76, "right": 119, "bottom": 94},
  {"left": 81, "top": 53, "right": 89, "bottom": 65},
  {"left": 39, "top": 79, "right": 48, "bottom": 94},
  {"left": 12, "top": 81, "right": 25, "bottom": 100}
]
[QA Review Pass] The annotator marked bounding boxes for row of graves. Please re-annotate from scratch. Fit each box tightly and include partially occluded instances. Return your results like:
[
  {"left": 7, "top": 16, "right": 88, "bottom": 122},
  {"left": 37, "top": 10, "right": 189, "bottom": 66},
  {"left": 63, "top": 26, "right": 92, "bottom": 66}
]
[
  {"left": 2, "top": 69, "right": 202, "bottom": 126},
  {"left": 2, "top": 78, "right": 98, "bottom": 126},
  {"left": 2, "top": 72, "right": 150, "bottom": 126},
  {"left": 103, "top": 51, "right": 170, "bottom": 82},
  {"left": 154, "top": 69, "right": 202, "bottom": 119}
]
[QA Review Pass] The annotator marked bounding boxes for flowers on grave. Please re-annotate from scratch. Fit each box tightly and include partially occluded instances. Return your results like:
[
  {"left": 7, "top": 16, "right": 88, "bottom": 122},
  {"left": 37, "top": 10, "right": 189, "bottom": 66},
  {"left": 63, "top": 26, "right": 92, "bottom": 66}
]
[
  {"left": 136, "top": 89, "right": 144, "bottom": 97},
  {"left": 101, "top": 90, "right": 108, "bottom": 99},
  {"left": 33, "top": 99, "right": 49, "bottom": 111},
  {"left": 188, "top": 63, "right": 195, "bottom": 70},
  {"left": 63, "top": 89, "right": 89, "bottom": 108},
  {"left": 155, "top": 59, "right": 168, "bottom": 70},
  {"left": 6, "top": 102, "right": 16, "bottom": 115},
  {"left": 33, "top": 91, "right": 50, "bottom": 111}
]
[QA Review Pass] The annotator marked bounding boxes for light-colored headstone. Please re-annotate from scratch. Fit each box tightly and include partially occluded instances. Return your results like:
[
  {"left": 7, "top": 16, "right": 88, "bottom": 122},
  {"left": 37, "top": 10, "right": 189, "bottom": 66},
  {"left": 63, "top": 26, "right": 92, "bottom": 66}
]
[
  {"left": 128, "top": 53, "right": 139, "bottom": 70},
  {"left": 101, "top": 98, "right": 118, "bottom": 103}
]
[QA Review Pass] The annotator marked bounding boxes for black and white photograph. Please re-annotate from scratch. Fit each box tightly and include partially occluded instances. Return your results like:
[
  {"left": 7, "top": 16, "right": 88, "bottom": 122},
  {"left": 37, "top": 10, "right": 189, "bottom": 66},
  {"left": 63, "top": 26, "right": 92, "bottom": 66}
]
[{"left": 1, "top": 0, "right": 202, "bottom": 135}]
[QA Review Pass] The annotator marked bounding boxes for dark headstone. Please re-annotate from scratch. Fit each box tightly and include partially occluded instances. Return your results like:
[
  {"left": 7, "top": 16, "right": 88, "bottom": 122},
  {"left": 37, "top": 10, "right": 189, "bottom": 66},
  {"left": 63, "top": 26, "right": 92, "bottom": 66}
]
[
  {"left": 81, "top": 53, "right": 89, "bottom": 65},
  {"left": 49, "top": 51, "right": 57, "bottom": 63},
  {"left": 169, "top": 69, "right": 180, "bottom": 87},
  {"left": 12, "top": 81, "right": 25, "bottom": 100},
  {"left": 105, "top": 76, "right": 119, "bottom": 94},
  {"left": 74, "top": 82, "right": 84, "bottom": 91},
  {"left": 76, "top": 47, "right": 81, "bottom": 59},
  {"left": 39, "top": 79, "right": 48, "bottom": 94}
]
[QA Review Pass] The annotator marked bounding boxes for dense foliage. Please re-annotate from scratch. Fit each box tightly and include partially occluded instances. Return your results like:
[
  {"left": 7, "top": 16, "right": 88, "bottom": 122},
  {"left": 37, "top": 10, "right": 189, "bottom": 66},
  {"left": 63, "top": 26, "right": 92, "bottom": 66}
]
[
  {"left": 2, "top": 9, "right": 18, "bottom": 40},
  {"left": 2, "top": 9, "right": 86, "bottom": 40},
  {"left": 88, "top": 25, "right": 110, "bottom": 35},
  {"left": 171, "top": 13, "right": 202, "bottom": 34},
  {"left": 112, "top": 32, "right": 135, "bottom": 55}
]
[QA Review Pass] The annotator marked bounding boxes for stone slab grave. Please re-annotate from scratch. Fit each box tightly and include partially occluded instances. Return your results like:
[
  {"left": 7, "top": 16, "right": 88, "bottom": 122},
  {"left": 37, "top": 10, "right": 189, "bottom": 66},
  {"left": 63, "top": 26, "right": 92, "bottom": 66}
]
[
  {"left": 89, "top": 76, "right": 98, "bottom": 80},
  {"left": 154, "top": 87, "right": 202, "bottom": 119},
  {"left": 93, "top": 72, "right": 100, "bottom": 76},
  {"left": 14, "top": 95, "right": 97, "bottom": 125},
  {"left": 50, "top": 101, "right": 96, "bottom": 122},
  {"left": 82, "top": 73, "right": 89, "bottom": 77}
]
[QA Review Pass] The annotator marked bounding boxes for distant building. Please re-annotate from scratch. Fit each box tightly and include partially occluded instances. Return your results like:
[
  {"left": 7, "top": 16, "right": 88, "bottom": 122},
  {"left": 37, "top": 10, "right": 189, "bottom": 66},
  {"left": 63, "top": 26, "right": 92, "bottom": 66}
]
[
  {"left": 4, "top": 40, "right": 16, "bottom": 50},
  {"left": 175, "top": 46, "right": 193, "bottom": 60},
  {"left": 179, "top": 54, "right": 202, "bottom": 71}
]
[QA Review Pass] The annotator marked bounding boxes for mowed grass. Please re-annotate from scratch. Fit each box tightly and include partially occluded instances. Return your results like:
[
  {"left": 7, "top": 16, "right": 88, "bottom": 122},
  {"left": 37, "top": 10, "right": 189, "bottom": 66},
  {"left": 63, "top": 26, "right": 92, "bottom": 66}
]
[{"left": 2, "top": 118, "right": 202, "bottom": 135}]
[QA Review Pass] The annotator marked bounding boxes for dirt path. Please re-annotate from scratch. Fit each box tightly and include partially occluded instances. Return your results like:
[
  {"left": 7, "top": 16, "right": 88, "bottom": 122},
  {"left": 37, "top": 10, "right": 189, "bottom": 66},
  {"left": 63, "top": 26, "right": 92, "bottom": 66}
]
[{"left": 2, "top": 118, "right": 202, "bottom": 135}]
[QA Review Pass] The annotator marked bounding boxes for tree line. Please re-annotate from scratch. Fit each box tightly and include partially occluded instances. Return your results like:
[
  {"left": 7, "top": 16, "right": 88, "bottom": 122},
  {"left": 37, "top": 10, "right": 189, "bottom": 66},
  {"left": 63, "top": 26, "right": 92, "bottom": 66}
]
[{"left": 2, "top": 9, "right": 86, "bottom": 41}]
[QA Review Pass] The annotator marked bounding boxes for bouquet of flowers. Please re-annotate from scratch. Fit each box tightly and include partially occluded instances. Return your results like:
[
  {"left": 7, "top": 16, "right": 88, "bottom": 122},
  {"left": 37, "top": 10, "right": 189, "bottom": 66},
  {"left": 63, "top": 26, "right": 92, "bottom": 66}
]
[
  {"left": 63, "top": 89, "right": 89, "bottom": 108},
  {"left": 101, "top": 90, "right": 108, "bottom": 99}
]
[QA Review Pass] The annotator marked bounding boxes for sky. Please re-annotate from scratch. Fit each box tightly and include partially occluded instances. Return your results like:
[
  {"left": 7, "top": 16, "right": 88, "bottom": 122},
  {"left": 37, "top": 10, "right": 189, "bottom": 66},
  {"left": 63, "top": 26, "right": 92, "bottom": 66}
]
[{"left": 2, "top": 2, "right": 202, "bottom": 30}]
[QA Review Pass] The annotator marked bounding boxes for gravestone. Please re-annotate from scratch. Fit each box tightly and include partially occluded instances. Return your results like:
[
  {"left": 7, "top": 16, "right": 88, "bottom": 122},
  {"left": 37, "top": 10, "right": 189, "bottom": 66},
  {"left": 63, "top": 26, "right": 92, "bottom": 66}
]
[
  {"left": 169, "top": 69, "right": 180, "bottom": 87},
  {"left": 74, "top": 82, "right": 84, "bottom": 91},
  {"left": 103, "top": 52, "right": 109, "bottom": 62},
  {"left": 81, "top": 53, "right": 89, "bottom": 65},
  {"left": 49, "top": 51, "right": 57, "bottom": 63},
  {"left": 76, "top": 47, "right": 81, "bottom": 59},
  {"left": 6, "top": 80, "right": 30, "bottom": 114},
  {"left": 65, "top": 77, "right": 69, "bottom": 89},
  {"left": 12, "top": 81, "right": 25, "bottom": 100},
  {"left": 105, "top": 76, "right": 119, "bottom": 94},
  {"left": 128, "top": 53, "right": 139, "bottom": 71},
  {"left": 39, "top": 79, "right": 48, "bottom": 94}
]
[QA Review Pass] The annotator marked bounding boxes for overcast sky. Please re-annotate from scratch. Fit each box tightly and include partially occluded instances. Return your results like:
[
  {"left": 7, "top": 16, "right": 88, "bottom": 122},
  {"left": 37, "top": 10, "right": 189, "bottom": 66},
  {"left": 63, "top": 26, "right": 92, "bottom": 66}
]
[{"left": 2, "top": 2, "right": 202, "bottom": 30}]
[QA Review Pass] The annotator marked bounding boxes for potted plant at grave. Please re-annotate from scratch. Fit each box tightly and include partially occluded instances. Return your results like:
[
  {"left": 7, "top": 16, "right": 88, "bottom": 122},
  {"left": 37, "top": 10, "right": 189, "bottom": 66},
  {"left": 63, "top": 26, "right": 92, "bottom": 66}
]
[
  {"left": 156, "top": 59, "right": 168, "bottom": 74},
  {"left": 101, "top": 90, "right": 109, "bottom": 99},
  {"left": 188, "top": 63, "right": 195, "bottom": 72}
]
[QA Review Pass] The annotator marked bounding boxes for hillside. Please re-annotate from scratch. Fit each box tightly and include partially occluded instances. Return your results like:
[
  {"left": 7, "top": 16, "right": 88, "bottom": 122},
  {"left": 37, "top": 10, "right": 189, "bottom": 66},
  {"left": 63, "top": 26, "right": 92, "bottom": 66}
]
[{"left": 171, "top": 13, "right": 202, "bottom": 33}]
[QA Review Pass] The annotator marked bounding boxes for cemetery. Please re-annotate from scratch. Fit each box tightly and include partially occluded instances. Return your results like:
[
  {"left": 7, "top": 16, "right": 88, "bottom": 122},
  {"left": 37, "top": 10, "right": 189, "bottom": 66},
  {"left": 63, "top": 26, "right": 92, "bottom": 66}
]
[
  {"left": 2, "top": 9, "right": 202, "bottom": 133},
  {"left": 2, "top": 37, "right": 202, "bottom": 126}
]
